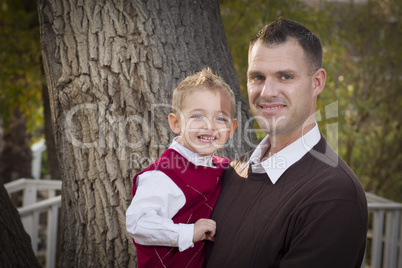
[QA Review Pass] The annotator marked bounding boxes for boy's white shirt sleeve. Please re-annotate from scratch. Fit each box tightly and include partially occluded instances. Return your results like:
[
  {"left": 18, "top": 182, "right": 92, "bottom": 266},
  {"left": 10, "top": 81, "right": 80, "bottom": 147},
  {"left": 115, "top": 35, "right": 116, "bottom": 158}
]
[{"left": 125, "top": 170, "right": 194, "bottom": 252}]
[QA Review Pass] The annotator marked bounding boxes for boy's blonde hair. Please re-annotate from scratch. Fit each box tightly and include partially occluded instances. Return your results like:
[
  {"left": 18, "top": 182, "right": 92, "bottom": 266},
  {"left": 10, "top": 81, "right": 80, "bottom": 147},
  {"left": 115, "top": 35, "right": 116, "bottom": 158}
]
[{"left": 172, "top": 68, "right": 236, "bottom": 117}]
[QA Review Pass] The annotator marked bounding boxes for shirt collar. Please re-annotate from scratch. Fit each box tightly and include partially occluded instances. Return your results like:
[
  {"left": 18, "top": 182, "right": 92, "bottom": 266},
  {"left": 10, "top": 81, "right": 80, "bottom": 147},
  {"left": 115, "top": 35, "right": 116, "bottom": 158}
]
[
  {"left": 241, "top": 124, "right": 321, "bottom": 184},
  {"left": 169, "top": 136, "right": 215, "bottom": 167}
]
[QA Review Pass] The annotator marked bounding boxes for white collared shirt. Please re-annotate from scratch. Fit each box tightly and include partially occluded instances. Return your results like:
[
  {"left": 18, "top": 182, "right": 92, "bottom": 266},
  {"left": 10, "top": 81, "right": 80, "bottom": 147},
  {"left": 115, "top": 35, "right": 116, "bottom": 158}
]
[
  {"left": 170, "top": 137, "right": 216, "bottom": 167},
  {"left": 125, "top": 137, "right": 216, "bottom": 252},
  {"left": 241, "top": 124, "right": 321, "bottom": 184}
]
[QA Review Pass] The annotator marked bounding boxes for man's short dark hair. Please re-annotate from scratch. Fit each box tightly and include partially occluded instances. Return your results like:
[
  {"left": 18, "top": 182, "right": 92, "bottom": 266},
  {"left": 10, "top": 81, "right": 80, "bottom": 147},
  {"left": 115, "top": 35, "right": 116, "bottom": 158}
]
[{"left": 250, "top": 17, "right": 323, "bottom": 73}]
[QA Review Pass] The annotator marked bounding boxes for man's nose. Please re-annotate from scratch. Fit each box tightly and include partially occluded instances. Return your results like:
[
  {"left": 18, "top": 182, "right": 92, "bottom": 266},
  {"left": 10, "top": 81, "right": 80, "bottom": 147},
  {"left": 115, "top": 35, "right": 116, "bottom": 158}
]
[{"left": 261, "top": 78, "right": 279, "bottom": 98}]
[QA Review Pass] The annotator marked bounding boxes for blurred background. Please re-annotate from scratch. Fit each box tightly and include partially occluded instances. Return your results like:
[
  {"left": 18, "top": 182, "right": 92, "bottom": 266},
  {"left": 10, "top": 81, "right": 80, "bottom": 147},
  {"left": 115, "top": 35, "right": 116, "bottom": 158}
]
[
  {"left": 0, "top": 0, "right": 401, "bottom": 267},
  {"left": 0, "top": 0, "right": 401, "bottom": 201}
]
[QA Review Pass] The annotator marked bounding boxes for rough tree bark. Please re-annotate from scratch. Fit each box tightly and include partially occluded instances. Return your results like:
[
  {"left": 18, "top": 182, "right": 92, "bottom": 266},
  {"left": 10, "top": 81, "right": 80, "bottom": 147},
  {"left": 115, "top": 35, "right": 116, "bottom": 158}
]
[
  {"left": 37, "top": 0, "right": 255, "bottom": 267},
  {"left": 43, "top": 85, "right": 61, "bottom": 181},
  {"left": 0, "top": 182, "right": 41, "bottom": 267}
]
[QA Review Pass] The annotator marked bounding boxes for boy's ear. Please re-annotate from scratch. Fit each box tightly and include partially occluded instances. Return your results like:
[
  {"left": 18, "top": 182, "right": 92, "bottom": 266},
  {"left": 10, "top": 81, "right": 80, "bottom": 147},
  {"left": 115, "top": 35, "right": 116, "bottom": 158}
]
[
  {"left": 168, "top": 113, "right": 181, "bottom": 135},
  {"left": 229, "top": 118, "right": 238, "bottom": 139}
]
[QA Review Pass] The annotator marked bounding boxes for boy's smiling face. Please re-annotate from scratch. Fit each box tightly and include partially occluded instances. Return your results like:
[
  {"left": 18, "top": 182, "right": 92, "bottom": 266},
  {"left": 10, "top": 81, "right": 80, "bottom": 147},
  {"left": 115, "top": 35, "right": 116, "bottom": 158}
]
[{"left": 168, "top": 87, "right": 237, "bottom": 156}]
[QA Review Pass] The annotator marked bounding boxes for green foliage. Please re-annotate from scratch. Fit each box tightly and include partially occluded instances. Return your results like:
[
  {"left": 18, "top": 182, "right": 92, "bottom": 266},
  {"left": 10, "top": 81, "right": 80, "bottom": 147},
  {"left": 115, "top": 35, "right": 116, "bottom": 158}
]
[
  {"left": 0, "top": 0, "right": 44, "bottom": 135},
  {"left": 220, "top": 0, "right": 331, "bottom": 141},
  {"left": 220, "top": 0, "right": 402, "bottom": 201},
  {"left": 1, "top": 0, "right": 400, "bottom": 201},
  {"left": 220, "top": 0, "right": 330, "bottom": 99},
  {"left": 325, "top": 0, "right": 402, "bottom": 202}
]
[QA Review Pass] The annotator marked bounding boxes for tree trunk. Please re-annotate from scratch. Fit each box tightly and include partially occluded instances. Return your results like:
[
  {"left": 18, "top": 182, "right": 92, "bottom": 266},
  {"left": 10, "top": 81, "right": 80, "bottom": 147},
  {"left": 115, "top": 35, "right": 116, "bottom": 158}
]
[
  {"left": 0, "top": 109, "right": 32, "bottom": 184},
  {"left": 43, "top": 85, "right": 62, "bottom": 181},
  {"left": 37, "top": 0, "right": 255, "bottom": 267},
  {"left": 0, "top": 182, "right": 41, "bottom": 267}
]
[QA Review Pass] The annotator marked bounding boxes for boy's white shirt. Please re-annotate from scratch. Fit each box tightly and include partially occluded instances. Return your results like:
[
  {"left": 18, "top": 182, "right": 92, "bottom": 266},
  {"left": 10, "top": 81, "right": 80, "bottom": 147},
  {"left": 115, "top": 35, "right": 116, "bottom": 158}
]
[{"left": 125, "top": 137, "right": 216, "bottom": 252}]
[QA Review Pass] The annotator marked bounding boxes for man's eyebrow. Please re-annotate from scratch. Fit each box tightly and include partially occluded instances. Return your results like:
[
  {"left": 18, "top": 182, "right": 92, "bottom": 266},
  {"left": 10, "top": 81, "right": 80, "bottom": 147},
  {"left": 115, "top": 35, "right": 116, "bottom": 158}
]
[
  {"left": 247, "top": 70, "right": 263, "bottom": 77},
  {"left": 276, "top": 69, "right": 296, "bottom": 75},
  {"left": 247, "top": 69, "right": 297, "bottom": 76}
]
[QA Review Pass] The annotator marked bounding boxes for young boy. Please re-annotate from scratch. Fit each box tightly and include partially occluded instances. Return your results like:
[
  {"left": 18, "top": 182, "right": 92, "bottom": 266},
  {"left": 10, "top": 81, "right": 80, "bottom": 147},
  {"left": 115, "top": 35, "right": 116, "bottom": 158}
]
[{"left": 126, "top": 68, "right": 238, "bottom": 268}]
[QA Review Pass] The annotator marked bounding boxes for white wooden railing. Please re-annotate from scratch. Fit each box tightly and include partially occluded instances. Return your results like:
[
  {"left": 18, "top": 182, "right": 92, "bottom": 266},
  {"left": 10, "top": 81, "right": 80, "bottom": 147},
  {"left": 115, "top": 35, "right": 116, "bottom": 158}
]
[
  {"left": 5, "top": 179, "right": 402, "bottom": 268},
  {"left": 3, "top": 138, "right": 402, "bottom": 268},
  {"left": 365, "top": 193, "right": 402, "bottom": 268}
]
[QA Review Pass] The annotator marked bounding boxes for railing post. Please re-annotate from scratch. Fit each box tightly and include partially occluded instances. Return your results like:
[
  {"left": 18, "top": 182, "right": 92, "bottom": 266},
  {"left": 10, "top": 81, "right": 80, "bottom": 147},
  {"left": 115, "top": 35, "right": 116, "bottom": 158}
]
[
  {"left": 22, "top": 182, "right": 38, "bottom": 254},
  {"left": 384, "top": 211, "right": 400, "bottom": 268},
  {"left": 46, "top": 204, "right": 59, "bottom": 268},
  {"left": 399, "top": 220, "right": 402, "bottom": 268},
  {"left": 31, "top": 139, "right": 46, "bottom": 180},
  {"left": 371, "top": 210, "right": 384, "bottom": 268},
  {"left": 391, "top": 211, "right": 401, "bottom": 268}
]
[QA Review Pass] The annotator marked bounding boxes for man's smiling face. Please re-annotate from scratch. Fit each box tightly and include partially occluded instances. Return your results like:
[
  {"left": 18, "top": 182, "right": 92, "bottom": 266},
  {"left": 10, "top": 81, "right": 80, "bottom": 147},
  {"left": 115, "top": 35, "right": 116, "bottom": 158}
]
[{"left": 247, "top": 38, "right": 322, "bottom": 139}]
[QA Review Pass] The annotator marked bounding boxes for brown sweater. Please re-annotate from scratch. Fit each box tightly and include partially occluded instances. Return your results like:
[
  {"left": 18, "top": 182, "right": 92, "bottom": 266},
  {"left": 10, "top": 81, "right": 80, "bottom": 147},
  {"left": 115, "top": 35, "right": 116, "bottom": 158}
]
[{"left": 205, "top": 136, "right": 368, "bottom": 268}]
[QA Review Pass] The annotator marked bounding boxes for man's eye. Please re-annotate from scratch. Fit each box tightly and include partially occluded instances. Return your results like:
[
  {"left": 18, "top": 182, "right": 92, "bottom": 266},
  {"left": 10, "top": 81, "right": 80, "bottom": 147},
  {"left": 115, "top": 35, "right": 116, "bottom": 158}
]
[
  {"left": 254, "top": 75, "right": 264, "bottom": 81},
  {"left": 248, "top": 75, "right": 264, "bottom": 83},
  {"left": 281, "top": 75, "right": 292, "bottom": 80}
]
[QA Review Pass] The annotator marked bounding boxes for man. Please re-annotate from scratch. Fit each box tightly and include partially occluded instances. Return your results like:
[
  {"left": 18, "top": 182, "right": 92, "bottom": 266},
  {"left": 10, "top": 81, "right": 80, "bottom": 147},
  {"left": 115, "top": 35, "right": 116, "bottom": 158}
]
[{"left": 205, "top": 18, "right": 368, "bottom": 268}]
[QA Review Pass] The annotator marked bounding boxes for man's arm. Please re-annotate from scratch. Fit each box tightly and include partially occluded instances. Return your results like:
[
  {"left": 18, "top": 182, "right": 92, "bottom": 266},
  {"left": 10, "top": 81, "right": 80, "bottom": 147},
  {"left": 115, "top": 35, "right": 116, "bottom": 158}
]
[{"left": 280, "top": 199, "right": 367, "bottom": 268}]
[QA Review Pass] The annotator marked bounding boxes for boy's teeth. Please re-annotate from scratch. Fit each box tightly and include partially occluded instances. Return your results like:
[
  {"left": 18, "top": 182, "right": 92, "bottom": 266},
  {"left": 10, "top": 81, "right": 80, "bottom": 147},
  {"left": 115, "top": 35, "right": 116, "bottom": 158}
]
[{"left": 199, "top": 136, "right": 215, "bottom": 141}]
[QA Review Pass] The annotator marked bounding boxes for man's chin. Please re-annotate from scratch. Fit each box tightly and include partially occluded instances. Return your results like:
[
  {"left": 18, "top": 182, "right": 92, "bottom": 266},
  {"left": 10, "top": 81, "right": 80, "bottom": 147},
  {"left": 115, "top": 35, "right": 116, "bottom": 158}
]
[{"left": 257, "top": 124, "right": 285, "bottom": 136}]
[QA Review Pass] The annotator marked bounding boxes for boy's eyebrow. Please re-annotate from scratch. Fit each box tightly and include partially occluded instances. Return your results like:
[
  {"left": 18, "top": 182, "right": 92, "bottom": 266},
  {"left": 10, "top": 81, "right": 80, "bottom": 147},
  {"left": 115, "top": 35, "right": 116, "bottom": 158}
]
[
  {"left": 188, "top": 108, "right": 231, "bottom": 116},
  {"left": 188, "top": 108, "right": 205, "bottom": 113}
]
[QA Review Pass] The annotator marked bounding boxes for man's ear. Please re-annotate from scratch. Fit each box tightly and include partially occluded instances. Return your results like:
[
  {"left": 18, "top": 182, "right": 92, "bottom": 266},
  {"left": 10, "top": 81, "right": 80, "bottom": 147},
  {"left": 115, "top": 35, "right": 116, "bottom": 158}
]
[
  {"left": 312, "top": 68, "right": 326, "bottom": 97},
  {"left": 168, "top": 113, "right": 181, "bottom": 135},
  {"left": 229, "top": 118, "right": 238, "bottom": 139}
]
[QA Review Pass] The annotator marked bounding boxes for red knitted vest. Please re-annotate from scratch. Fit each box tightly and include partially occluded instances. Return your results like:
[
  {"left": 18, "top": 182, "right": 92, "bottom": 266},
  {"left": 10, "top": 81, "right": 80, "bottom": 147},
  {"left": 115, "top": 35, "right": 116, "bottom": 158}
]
[{"left": 131, "top": 149, "right": 229, "bottom": 268}]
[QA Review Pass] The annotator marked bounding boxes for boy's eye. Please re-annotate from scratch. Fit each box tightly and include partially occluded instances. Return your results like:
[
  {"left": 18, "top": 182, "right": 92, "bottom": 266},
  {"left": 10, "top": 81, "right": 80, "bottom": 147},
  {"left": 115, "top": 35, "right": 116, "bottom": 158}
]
[
  {"left": 215, "top": 116, "right": 227, "bottom": 121},
  {"left": 191, "top": 115, "right": 203, "bottom": 119}
]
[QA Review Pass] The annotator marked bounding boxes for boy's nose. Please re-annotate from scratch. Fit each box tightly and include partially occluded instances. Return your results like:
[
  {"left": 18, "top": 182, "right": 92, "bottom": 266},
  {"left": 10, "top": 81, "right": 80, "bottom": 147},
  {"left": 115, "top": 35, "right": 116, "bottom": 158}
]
[{"left": 203, "top": 118, "right": 216, "bottom": 131}]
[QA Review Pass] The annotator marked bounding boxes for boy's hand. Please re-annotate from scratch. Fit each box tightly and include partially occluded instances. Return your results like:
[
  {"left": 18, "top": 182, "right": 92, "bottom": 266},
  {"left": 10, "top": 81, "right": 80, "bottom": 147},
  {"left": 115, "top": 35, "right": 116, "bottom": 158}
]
[{"left": 193, "top": 218, "right": 216, "bottom": 243}]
